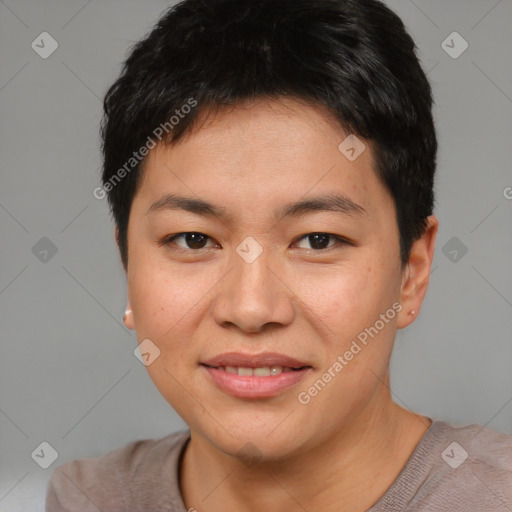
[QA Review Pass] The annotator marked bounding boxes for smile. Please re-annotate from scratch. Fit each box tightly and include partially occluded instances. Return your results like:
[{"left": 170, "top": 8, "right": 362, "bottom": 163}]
[
  {"left": 205, "top": 365, "right": 306, "bottom": 376},
  {"left": 200, "top": 364, "right": 313, "bottom": 399}
]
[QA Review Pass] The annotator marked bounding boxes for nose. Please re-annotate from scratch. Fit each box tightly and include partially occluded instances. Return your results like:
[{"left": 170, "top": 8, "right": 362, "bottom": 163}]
[{"left": 211, "top": 248, "right": 295, "bottom": 334}]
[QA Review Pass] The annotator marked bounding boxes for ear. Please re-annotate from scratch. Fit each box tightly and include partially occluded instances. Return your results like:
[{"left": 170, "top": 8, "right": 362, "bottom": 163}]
[
  {"left": 397, "top": 215, "right": 439, "bottom": 329},
  {"left": 116, "top": 226, "right": 134, "bottom": 329},
  {"left": 123, "top": 301, "right": 135, "bottom": 330}
]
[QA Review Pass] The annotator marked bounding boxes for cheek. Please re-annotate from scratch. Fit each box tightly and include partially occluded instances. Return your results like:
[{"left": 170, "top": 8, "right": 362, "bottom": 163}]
[
  {"left": 128, "top": 258, "right": 199, "bottom": 343},
  {"left": 294, "top": 262, "right": 377, "bottom": 326},
  {"left": 128, "top": 268, "right": 199, "bottom": 396},
  {"left": 296, "top": 259, "right": 397, "bottom": 360}
]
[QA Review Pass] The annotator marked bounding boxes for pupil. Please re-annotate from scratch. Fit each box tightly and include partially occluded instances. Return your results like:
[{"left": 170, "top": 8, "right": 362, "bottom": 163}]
[
  {"left": 310, "top": 233, "right": 329, "bottom": 250},
  {"left": 186, "top": 233, "right": 207, "bottom": 249}
]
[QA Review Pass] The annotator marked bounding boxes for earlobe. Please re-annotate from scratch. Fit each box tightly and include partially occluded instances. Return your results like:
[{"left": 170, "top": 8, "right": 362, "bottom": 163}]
[
  {"left": 123, "top": 303, "right": 135, "bottom": 330},
  {"left": 115, "top": 227, "right": 120, "bottom": 246},
  {"left": 397, "top": 215, "right": 439, "bottom": 329}
]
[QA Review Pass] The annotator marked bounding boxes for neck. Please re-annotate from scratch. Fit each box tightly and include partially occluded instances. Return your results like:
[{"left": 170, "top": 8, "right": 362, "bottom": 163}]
[{"left": 179, "top": 384, "right": 431, "bottom": 512}]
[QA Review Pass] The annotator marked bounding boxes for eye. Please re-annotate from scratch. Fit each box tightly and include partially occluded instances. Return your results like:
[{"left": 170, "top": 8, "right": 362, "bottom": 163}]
[
  {"left": 160, "top": 232, "right": 350, "bottom": 252},
  {"left": 294, "top": 233, "right": 349, "bottom": 251},
  {"left": 161, "top": 232, "right": 217, "bottom": 251}
]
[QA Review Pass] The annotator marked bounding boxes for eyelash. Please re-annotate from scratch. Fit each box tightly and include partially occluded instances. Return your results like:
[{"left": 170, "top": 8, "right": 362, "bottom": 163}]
[{"left": 159, "top": 232, "right": 351, "bottom": 253}]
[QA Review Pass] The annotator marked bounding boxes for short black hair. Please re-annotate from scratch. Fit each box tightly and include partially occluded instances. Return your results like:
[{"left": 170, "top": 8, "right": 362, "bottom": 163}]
[{"left": 100, "top": 0, "right": 437, "bottom": 270}]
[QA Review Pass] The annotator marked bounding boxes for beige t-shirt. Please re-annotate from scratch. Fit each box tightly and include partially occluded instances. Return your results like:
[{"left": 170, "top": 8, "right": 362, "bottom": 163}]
[{"left": 45, "top": 419, "right": 512, "bottom": 511}]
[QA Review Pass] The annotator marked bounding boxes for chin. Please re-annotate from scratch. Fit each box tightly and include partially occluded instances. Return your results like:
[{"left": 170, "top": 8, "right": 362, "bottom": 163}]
[{"left": 194, "top": 417, "right": 313, "bottom": 464}]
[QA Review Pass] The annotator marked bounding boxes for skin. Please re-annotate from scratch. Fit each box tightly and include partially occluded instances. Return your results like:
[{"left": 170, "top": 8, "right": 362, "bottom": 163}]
[{"left": 118, "top": 96, "right": 439, "bottom": 512}]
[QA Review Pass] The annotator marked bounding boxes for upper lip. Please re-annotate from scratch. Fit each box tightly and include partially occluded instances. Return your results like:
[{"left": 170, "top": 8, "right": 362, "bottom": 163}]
[{"left": 201, "top": 352, "right": 311, "bottom": 369}]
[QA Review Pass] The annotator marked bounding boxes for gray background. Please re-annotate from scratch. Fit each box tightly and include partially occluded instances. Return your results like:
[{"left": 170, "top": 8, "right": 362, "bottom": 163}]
[{"left": 1, "top": 0, "right": 511, "bottom": 510}]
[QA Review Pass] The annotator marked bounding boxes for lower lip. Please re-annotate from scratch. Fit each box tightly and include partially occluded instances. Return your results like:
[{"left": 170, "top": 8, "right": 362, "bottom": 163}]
[{"left": 201, "top": 365, "right": 312, "bottom": 399}]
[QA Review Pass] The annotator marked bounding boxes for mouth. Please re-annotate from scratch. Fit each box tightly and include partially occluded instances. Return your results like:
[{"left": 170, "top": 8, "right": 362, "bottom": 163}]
[
  {"left": 199, "top": 352, "right": 313, "bottom": 399},
  {"left": 200, "top": 364, "right": 311, "bottom": 376}
]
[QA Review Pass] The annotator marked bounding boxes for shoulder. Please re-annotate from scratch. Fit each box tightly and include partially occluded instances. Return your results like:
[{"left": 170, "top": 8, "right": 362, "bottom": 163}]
[
  {"left": 369, "top": 420, "right": 512, "bottom": 512},
  {"left": 431, "top": 420, "right": 512, "bottom": 471},
  {"left": 45, "top": 429, "right": 190, "bottom": 512},
  {"left": 417, "top": 420, "right": 512, "bottom": 510}
]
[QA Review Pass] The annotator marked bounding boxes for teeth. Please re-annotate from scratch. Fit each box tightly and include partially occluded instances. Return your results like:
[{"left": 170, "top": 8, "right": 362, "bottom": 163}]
[
  {"left": 270, "top": 366, "right": 283, "bottom": 376},
  {"left": 254, "top": 367, "right": 271, "bottom": 376},
  {"left": 218, "top": 365, "right": 295, "bottom": 376}
]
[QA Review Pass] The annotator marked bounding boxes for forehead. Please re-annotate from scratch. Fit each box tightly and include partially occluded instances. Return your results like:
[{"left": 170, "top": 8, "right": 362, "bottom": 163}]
[{"left": 133, "top": 97, "right": 394, "bottom": 225}]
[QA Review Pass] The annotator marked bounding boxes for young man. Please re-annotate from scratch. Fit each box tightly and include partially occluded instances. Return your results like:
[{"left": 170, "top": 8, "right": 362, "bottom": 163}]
[{"left": 46, "top": 0, "right": 512, "bottom": 510}]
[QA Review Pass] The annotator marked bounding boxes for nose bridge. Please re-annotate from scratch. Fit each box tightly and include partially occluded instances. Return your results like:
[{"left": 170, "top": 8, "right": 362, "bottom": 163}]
[
  {"left": 235, "top": 240, "right": 274, "bottom": 295},
  {"left": 211, "top": 238, "right": 294, "bottom": 332},
  {"left": 230, "top": 240, "right": 277, "bottom": 311}
]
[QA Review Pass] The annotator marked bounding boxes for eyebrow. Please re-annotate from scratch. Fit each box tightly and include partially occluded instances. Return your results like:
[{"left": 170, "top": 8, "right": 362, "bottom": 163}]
[{"left": 146, "top": 193, "right": 367, "bottom": 221}]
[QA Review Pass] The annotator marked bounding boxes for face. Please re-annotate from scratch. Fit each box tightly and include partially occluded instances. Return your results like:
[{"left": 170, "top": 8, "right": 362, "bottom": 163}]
[{"left": 123, "top": 97, "right": 413, "bottom": 460}]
